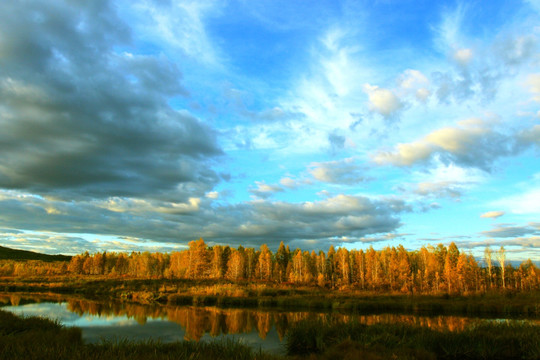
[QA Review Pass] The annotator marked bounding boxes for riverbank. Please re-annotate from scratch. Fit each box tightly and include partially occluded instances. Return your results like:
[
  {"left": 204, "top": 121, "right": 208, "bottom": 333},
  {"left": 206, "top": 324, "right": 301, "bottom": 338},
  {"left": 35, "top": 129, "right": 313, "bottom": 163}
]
[{"left": 1, "top": 276, "right": 539, "bottom": 318}]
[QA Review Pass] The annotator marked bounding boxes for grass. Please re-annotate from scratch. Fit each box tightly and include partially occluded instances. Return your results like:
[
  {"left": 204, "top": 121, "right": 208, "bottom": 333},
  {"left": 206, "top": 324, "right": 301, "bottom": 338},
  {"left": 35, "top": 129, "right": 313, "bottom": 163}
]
[
  {"left": 0, "top": 309, "right": 279, "bottom": 360},
  {"left": 286, "top": 318, "right": 540, "bottom": 359}
]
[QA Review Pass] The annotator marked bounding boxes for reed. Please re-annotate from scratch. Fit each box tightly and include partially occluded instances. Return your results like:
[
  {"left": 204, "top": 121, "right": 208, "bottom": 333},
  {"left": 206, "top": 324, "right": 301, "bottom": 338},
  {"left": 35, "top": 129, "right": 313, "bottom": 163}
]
[{"left": 286, "top": 318, "right": 540, "bottom": 359}]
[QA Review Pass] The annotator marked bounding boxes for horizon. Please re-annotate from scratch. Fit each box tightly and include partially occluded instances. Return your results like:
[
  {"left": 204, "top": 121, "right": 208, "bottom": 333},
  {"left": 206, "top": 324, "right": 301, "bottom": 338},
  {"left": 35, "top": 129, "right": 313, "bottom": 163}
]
[{"left": 0, "top": 0, "right": 539, "bottom": 262}]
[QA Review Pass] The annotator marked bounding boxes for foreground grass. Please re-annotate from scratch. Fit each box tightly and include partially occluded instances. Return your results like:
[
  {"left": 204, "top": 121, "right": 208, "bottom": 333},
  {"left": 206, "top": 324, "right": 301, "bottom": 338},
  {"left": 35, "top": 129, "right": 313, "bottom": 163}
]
[
  {"left": 0, "top": 309, "right": 279, "bottom": 360},
  {"left": 286, "top": 319, "right": 540, "bottom": 359}
]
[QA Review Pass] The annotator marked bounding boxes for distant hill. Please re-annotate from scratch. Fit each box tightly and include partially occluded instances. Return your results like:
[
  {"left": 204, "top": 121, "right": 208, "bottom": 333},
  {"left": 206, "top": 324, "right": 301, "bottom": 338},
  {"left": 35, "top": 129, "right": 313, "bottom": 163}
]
[{"left": 0, "top": 245, "right": 71, "bottom": 262}]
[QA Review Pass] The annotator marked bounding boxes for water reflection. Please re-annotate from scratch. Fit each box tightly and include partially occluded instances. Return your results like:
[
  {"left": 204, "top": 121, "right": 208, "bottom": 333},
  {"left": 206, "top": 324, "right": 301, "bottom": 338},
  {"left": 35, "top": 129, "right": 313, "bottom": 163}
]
[{"left": 2, "top": 294, "right": 538, "bottom": 348}]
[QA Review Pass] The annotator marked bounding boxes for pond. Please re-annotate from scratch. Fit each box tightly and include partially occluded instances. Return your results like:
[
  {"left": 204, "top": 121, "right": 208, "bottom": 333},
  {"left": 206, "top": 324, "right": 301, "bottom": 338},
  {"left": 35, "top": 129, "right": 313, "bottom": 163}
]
[{"left": 2, "top": 294, "right": 538, "bottom": 355}]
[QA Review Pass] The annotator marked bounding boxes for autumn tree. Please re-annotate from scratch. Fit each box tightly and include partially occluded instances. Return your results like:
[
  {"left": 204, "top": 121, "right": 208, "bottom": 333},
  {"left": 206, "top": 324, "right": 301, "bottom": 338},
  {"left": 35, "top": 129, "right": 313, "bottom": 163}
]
[
  {"left": 226, "top": 249, "right": 245, "bottom": 280},
  {"left": 275, "top": 241, "right": 289, "bottom": 282},
  {"left": 256, "top": 244, "right": 273, "bottom": 281},
  {"left": 187, "top": 238, "right": 209, "bottom": 279},
  {"left": 484, "top": 246, "right": 493, "bottom": 289},
  {"left": 497, "top": 246, "right": 506, "bottom": 289}
]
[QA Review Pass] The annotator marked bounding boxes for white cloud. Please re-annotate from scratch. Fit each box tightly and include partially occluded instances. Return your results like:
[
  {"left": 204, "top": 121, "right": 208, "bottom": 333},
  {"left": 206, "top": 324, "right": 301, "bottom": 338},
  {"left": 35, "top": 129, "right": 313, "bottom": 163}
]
[
  {"left": 399, "top": 162, "right": 485, "bottom": 199},
  {"left": 398, "top": 69, "right": 431, "bottom": 102},
  {"left": 434, "top": 3, "right": 467, "bottom": 53},
  {"left": 309, "top": 158, "right": 368, "bottom": 185},
  {"left": 453, "top": 48, "right": 473, "bottom": 66},
  {"left": 492, "top": 188, "right": 540, "bottom": 215},
  {"left": 480, "top": 211, "right": 505, "bottom": 219},
  {"left": 97, "top": 197, "right": 202, "bottom": 214},
  {"left": 206, "top": 191, "right": 219, "bottom": 199},
  {"left": 248, "top": 181, "right": 284, "bottom": 198},
  {"left": 373, "top": 118, "right": 525, "bottom": 169},
  {"left": 363, "top": 84, "right": 403, "bottom": 118},
  {"left": 526, "top": 74, "right": 540, "bottom": 102},
  {"left": 129, "top": 0, "right": 222, "bottom": 65},
  {"left": 279, "top": 177, "right": 299, "bottom": 189}
]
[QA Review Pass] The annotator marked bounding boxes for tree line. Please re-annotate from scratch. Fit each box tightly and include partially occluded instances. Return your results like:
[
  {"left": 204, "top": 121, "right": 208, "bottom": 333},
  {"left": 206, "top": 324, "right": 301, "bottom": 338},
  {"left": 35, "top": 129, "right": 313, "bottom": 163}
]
[{"left": 1, "top": 239, "right": 538, "bottom": 293}]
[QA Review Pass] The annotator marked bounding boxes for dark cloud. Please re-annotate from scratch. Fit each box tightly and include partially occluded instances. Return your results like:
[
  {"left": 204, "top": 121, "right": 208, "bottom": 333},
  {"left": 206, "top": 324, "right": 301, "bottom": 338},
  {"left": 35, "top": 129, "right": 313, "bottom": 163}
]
[
  {"left": 481, "top": 224, "right": 539, "bottom": 238},
  {"left": 455, "top": 237, "right": 540, "bottom": 263},
  {"left": 0, "top": 192, "right": 403, "bottom": 251},
  {"left": 410, "top": 181, "right": 463, "bottom": 199},
  {"left": 0, "top": 229, "right": 185, "bottom": 255},
  {"left": 309, "top": 158, "right": 369, "bottom": 185},
  {"left": 248, "top": 181, "right": 284, "bottom": 199},
  {"left": 0, "top": 0, "right": 221, "bottom": 201}
]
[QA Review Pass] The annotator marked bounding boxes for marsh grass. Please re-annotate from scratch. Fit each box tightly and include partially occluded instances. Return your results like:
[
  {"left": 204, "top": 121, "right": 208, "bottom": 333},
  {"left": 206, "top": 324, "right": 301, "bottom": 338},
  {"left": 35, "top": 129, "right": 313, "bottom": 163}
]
[
  {"left": 286, "top": 318, "right": 540, "bottom": 359},
  {"left": 1, "top": 276, "right": 539, "bottom": 318}
]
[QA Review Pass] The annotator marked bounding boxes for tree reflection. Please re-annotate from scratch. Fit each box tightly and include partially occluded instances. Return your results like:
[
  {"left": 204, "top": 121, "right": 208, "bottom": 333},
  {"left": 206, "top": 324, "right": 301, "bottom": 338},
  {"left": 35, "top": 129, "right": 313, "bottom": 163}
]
[{"left": 2, "top": 297, "right": 530, "bottom": 341}]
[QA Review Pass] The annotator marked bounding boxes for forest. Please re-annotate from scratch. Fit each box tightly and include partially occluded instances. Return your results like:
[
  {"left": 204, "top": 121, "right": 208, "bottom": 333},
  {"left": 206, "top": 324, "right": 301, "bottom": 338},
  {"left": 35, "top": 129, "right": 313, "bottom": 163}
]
[{"left": 1, "top": 239, "right": 538, "bottom": 294}]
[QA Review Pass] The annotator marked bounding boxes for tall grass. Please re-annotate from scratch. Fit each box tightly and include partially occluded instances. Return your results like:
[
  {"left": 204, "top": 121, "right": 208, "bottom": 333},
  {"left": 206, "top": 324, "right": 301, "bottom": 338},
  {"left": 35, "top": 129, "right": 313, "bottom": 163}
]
[{"left": 286, "top": 318, "right": 540, "bottom": 359}]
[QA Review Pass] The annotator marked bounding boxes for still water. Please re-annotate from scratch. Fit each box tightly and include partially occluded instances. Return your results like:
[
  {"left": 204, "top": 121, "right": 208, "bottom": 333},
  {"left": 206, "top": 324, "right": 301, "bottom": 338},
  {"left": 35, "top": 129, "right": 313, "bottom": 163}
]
[{"left": 2, "top": 295, "right": 537, "bottom": 354}]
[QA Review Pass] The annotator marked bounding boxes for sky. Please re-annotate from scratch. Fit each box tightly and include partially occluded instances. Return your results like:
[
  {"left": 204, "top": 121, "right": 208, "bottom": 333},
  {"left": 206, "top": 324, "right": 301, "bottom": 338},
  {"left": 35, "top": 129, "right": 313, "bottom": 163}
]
[{"left": 0, "top": 0, "right": 539, "bottom": 262}]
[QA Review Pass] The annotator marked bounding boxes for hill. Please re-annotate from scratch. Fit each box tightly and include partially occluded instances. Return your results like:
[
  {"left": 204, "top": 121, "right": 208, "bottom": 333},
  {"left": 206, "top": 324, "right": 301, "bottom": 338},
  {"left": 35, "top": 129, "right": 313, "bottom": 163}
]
[{"left": 0, "top": 245, "right": 71, "bottom": 262}]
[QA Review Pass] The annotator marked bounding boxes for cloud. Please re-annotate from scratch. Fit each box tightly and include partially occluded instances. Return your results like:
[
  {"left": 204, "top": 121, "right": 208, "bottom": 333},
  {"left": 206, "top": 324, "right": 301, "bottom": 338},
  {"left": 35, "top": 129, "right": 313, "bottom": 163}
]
[
  {"left": 208, "top": 194, "right": 404, "bottom": 247},
  {"left": 412, "top": 181, "right": 462, "bottom": 199},
  {"left": 398, "top": 69, "right": 431, "bottom": 102},
  {"left": 520, "top": 124, "right": 540, "bottom": 147},
  {"left": 248, "top": 181, "right": 284, "bottom": 198},
  {"left": 279, "top": 177, "right": 304, "bottom": 189},
  {"left": 431, "top": 3, "right": 539, "bottom": 104},
  {"left": 0, "top": 229, "right": 185, "bottom": 255},
  {"left": 97, "top": 197, "right": 201, "bottom": 215},
  {"left": 453, "top": 48, "right": 473, "bottom": 66},
  {"left": 482, "top": 223, "right": 539, "bottom": 238},
  {"left": 0, "top": 190, "right": 404, "bottom": 251},
  {"left": 206, "top": 191, "right": 219, "bottom": 199},
  {"left": 526, "top": 73, "right": 540, "bottom": 102},
  {"left": 492, "top": 187, "right": 540, "bottom": 215},
  {"left": 481, "top": 211, "right": 505, "bottom": 219},
  {"left": 496, "top": 36, "right": 537, "bottom": 66},
  {"left": 130, "top": 0, "right": 222, "bottom": 65},
  {"left": 0, "top": 1, "right": 222, "bottom": 202},
  {"left": 372, "top": 118, "right": 534, "bottom": 170},
  {"left": 399, "top": 162, "right": 485, "bottom": 200},
  {"left": 363, "top": 84, "right": 403, "bottom": 118},
  {"left": 457, "top": 237, "right": 540, "bottom": 262},
  {"left": 222, "top": 86, "right": 305, "bottom": 123},
  {"left": 328, "top": 132, "right": 346, "bottom": 153},
  {"left": 309, "top": 158, "right": 369, "bottom": 185}
]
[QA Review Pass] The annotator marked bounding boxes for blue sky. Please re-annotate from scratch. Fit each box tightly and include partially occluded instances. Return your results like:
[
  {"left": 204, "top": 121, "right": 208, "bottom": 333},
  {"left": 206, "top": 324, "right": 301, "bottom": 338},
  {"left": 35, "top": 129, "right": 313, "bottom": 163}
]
[{"left": 0, "top": 0, "right": 539, "bottom": 262}]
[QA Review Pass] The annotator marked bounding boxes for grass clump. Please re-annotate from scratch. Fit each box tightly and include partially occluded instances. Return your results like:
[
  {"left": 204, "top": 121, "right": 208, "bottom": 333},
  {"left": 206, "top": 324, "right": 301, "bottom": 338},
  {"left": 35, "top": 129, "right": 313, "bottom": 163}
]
[
  {"left": 0, "top": 310, "right": 83, "bottom": 359},
  {"left": 286, "top": 318, "right": 540, "bottom": 359}
]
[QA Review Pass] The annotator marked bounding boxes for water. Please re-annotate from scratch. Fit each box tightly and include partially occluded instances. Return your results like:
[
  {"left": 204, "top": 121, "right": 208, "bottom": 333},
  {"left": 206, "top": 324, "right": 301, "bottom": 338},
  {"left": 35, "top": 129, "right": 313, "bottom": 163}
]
[{"left": 2, "top": 294, "right": 538, "bottom": 354}]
